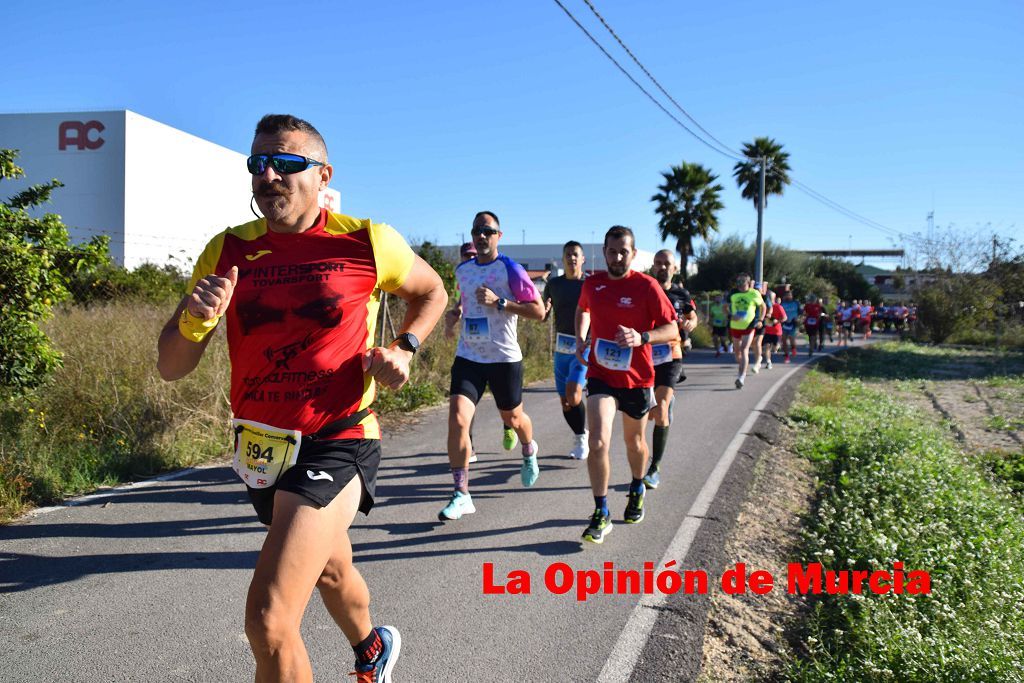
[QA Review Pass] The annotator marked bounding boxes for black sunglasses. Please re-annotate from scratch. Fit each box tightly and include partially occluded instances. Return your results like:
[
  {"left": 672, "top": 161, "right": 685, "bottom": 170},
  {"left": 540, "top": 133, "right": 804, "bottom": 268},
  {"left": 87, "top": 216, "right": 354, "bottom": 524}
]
[
  {"left": 471, "top": 227, "right": 500, "bottom": 237},
  {"left": 247, "top": 153, "right": 325, "bottom": 175}
]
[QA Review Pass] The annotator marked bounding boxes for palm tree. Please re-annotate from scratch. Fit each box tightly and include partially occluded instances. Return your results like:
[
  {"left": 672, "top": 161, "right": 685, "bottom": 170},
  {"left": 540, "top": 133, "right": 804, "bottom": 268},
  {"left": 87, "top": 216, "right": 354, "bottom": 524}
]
[
  {"left": 732, "top": 136, "right": 791, "bottom": 208},
  {"left": 650, "top": 161, "right": 724, "bottom": 278}
]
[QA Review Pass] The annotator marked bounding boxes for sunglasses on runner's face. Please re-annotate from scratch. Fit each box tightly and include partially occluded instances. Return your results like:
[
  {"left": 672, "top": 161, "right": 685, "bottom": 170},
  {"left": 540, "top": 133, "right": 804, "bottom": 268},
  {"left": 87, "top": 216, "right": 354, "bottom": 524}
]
[
  {"left": 246, "top": 153, "right": 325, "bottom": 175},
  {"left": 471, "top": 227, "right": 499, "bottom": 237}
]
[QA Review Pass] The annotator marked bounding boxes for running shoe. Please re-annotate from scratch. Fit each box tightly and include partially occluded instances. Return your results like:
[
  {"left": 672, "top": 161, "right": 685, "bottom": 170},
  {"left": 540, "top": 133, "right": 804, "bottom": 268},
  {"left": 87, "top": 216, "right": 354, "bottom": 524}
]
[
  {"left": 766, "top": 360, "right": 773, "bottom": 370},
  {"left": 624, "top": 488, "right": 645, "bottom": 524},
  {"left": 784, "top": 355, "right": 791, "bottom": 364},
  {"left": 581, "top": 509, "right": 613, "bottom": 544},
  {"left": 751, "top": 364, "right": 760, "bottom": 374},
  {"left": 350, "top": 625, "right": 401, "bottom": 683},
  {"left": 642, "top": 466, "right": 660, "bottom": 490},
  {"left": 521, "top": 442, "right": 540, "bottom": 487},
  {"left": 468, "top": 452, "right": 478, "bottom": 464},
  {"left": 569, "top": 432, "right": 589, "bottom": 460},
  {"left": 502, "top": 426, "right": 518, "bottom": 451},
  {"left": 438, "top": 490, "right": 475, "bottom": 521},
  {"left": 735, "top": 376, "right": 744, "bottom": 389}
]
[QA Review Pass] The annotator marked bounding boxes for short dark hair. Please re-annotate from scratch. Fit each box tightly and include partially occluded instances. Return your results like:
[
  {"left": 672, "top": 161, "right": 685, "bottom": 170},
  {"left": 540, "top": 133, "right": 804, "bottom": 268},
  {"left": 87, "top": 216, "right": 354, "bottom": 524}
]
[
  {"left": 254, "top": 114, "right": 328, "bottom": 161},
  {"left": 474, "top": 211, "right": 500, "bottom": 227},
  {"left": 563, "top": 240, "right": 583, "bottom": 254},
  {"left": 604, "top": 225, "right": 635, "bottom": 249}
]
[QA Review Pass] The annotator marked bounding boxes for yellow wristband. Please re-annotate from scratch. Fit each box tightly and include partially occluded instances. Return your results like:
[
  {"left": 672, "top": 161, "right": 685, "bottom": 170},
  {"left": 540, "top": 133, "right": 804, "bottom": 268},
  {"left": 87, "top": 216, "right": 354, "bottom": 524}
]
[{"left": 178, "top": 309, "right": 222, "bottom": 343}]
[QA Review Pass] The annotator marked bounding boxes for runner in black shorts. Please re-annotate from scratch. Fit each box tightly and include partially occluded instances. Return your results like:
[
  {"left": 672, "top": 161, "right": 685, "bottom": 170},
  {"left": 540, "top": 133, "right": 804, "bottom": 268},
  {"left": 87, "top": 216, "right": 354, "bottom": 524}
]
[
  {"left": 643, "top": 250, "right": 697, "bottom": 490},
  {"left": 575, "top": 227, "right": 678, "bottom": 544},
  {"left": 157, "top": 115, "right": 448, "bottom": 682},
  {"left": 440, "top": 211, "right": 545, "bottom": 521}
]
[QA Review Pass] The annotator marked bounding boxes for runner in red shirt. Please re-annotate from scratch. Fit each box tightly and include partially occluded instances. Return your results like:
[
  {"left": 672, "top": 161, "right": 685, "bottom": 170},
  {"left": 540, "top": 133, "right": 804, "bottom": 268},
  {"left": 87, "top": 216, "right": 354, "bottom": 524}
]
[
  {"left": 157, "top": 114, "right": 447, "bottom": 682},
  {"left": 761, "top": 291, "right": 787, "bottom": 369},
  {"left": 804, "top": 295, "right": 824, "bottom": 355},
  {"left": 574, "top": 226, "right": 678, "bottom": 544}
]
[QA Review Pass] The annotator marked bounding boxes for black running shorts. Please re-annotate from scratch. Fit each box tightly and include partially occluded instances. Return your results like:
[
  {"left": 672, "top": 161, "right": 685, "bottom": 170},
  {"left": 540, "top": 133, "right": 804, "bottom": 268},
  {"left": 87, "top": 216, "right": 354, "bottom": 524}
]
[
  {"left": 712, "top": 326, "right": 727, "bottom": 337},
  {"left": 246, "top": 438, "right": 380, "bottom": 526},
  {"left": 762, "top": 333, "right": 780, "bottom": 346},
  {"left": 586, "top": 377, "right": 655, "bottom": 420},
  {"left": 654, "top": 359, "right": 685, "bottom": 388},
  {"left": 449, "top": 356, "right": 524, "bottom": 411}
]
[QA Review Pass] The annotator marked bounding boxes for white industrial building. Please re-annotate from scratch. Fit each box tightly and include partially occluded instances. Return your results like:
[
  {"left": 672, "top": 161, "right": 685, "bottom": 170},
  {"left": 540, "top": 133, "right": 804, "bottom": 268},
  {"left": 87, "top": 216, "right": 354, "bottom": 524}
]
[{"left": 0, "top": 110, "right": 340, "bottom": 269}]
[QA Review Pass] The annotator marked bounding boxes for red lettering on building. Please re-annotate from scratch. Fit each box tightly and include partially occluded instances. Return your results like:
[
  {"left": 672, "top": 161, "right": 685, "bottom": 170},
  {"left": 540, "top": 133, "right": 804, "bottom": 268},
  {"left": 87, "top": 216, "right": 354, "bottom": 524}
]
[{"left": 59, "top": 120, "right": 105, "bottom": 150}]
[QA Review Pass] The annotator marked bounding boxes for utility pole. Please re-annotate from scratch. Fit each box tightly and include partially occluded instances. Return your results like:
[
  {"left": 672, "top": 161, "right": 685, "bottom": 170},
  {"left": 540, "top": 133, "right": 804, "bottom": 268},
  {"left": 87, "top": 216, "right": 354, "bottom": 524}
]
[{"left": 754, "top": 157, "right": 766, "bottom": 285}]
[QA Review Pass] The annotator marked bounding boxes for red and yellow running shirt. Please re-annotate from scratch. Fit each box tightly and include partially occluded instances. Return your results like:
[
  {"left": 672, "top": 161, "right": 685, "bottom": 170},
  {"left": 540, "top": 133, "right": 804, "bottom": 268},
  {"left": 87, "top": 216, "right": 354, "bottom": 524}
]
[
  {"left": 188, "top": 209, "right": 414, "bottom": 440},
  {"left": 578, "top": 271, "right": 677, "bottom": 389}
]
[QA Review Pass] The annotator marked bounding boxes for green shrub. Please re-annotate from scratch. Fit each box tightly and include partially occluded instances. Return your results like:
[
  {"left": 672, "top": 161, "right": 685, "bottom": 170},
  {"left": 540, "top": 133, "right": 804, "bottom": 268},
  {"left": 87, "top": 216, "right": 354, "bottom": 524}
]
[
  {"left": 788, "top": 372, "right": 1024, "bottom": 680},
  {"left": 0, "top": 149, "right": 109, "bottom": 394}
]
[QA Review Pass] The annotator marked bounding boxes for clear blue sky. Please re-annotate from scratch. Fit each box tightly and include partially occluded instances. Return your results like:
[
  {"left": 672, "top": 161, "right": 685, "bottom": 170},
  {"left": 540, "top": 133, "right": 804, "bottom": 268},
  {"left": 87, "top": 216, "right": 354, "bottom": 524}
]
[{"left": 3, "top": 0, "right": 1021, "bottom": 264}]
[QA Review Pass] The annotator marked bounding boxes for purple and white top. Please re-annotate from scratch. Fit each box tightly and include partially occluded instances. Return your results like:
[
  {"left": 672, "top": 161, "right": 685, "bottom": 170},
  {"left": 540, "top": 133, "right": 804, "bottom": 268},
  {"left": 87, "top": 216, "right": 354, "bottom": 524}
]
[{"left": 455, "top": 254, "right": 540, "bottom": 363}]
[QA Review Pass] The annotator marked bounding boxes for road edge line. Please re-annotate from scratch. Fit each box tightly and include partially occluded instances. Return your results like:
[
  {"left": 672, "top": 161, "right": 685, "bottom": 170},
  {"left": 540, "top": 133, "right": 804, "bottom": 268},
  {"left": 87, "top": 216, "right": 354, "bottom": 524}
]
[{"left": 598, "top": 360, "right": 811, "bottom": 682}]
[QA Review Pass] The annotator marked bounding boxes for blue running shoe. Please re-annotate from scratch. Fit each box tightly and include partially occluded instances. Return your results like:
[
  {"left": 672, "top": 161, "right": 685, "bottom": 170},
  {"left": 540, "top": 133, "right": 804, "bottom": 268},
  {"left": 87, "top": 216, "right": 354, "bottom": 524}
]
[
  {"left": 643, "top": 467, "right": 660, "bottom": 490},
  {"left": 521, "top": 442, "right": 539, "bottom": 487},
  {"left": 438, "top": 490, "right": 475, "bottom": 521},
  {"left": 350, "top": 625, "right": 401, "bottom": 683}
]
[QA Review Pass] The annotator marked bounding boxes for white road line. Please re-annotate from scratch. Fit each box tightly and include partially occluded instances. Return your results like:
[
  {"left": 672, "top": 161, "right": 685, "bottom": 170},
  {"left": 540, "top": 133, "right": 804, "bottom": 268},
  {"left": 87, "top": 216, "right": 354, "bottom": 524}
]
[
  {"left": 25, "top": 466, "right": 212, "bottom": 518},
  {"left": 598, "top": 360, "right": 811, "bottom": 682}
]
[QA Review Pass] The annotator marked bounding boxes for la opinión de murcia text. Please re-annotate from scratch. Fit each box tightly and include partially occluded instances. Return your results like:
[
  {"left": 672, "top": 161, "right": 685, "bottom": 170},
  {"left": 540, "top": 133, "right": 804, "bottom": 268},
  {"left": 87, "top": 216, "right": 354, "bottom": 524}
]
[{"left": 483, "top": 561, "right": 931, "bottom": 602}]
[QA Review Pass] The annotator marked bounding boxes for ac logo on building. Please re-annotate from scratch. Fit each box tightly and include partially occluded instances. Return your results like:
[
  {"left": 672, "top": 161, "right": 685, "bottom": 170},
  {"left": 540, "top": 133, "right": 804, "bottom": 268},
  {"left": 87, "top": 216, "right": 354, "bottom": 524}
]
[{"left": 59, "top": 120, "right": 105, "bottom": 150}]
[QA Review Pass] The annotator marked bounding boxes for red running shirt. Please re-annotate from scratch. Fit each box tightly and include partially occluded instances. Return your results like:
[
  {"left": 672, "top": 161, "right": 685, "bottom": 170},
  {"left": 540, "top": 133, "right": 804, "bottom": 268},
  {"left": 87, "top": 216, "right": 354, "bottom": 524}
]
[
  {"left": 764, "top": 303, "right": 786, "bottom": 335},
  {"left": 803, "top": 303, "right": 823, "bottom": 328},
  {"left": 187, "top": 210, "right": 415, "bottom": 440},
  {"left": 578, "top": 271, "right": 677, "bottom": 388}
]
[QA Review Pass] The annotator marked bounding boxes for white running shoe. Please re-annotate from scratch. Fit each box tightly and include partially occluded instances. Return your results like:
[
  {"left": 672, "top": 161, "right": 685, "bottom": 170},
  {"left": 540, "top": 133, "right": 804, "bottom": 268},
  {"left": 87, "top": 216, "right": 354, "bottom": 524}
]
[
  {"left": 766, "top": 360, "right": 773, "bottom": 370},
  {"left": 468, "top": 453, "right": 478, "bottom": 464},
  {"left": 735, "top": 376, "right": 745, "bottom": 389},
  {"left": 751, "top": 364, "right": 760, "bottom": 374},
  {"left": 569, "top": 432, "right": 589, "bottom": 460}
]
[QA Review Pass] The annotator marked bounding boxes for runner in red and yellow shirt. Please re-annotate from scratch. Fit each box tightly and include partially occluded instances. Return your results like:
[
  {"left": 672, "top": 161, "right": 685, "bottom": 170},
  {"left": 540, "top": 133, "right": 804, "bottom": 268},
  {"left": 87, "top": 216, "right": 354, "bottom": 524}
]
[
  {"left": 574, "top": 226, "right": 678, "bottom": 544},
  {"left": 157, "top": 115, "right": 447, "bottom": 682}
]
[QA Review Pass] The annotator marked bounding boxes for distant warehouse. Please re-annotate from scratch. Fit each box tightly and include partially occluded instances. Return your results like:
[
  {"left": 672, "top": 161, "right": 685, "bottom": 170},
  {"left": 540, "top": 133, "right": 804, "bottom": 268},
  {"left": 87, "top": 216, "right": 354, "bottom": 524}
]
[{"left": 0, "top": 110, "right": 340, "bottom": 269}]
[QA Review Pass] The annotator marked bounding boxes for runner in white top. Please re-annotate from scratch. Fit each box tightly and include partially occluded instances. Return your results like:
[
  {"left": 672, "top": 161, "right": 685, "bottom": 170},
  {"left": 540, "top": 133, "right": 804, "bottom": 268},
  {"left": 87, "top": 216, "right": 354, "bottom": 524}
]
[{"left": 440, "top": 211, "right": 545, "bottom": 521}]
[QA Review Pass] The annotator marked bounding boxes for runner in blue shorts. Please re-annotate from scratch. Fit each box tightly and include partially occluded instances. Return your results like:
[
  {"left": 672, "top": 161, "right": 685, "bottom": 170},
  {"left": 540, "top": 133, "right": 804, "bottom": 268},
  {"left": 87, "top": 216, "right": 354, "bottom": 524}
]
[{"left": 544, "top": 241, "right": 590, "bottom": 459}]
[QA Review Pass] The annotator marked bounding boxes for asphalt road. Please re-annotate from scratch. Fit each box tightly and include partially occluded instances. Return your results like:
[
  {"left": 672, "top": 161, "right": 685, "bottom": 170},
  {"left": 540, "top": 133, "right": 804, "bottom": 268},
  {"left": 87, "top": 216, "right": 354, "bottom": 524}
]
[{"left": 0, "top": 346, "right": 823, "bottom": 682}]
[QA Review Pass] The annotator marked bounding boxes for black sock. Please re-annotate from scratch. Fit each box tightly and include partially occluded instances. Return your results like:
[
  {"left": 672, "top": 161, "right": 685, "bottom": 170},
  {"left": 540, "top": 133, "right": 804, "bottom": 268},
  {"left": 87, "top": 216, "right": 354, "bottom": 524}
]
[
  {"left": 353, "top": 628, "right": 383, "bottom": 665},
  {"left": 651, "top": 426, "right": 669, "bottom": 470},
  {"left": 630, "top": 478, "right": 645, "bottom": 494},
  {"left": 562, "top": 402, "right": 586, "bottom": 435}
]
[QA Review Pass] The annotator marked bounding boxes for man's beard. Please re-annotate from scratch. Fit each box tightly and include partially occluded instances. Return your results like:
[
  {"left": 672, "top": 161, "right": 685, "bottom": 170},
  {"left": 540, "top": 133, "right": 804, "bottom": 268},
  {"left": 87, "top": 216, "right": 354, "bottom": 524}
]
[
  {"left": 608, "top": 263, "right": 627, "bottom": 277},
  {"left": 654, "top": 270, "right": 669, "bottom": 284},
  {"left": 255, "top": 186, "right": 291, "bottom": 219}
]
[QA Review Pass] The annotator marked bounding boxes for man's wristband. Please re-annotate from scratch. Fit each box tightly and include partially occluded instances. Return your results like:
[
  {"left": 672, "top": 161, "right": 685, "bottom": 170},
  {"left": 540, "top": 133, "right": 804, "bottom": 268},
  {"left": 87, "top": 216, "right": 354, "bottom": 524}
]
[
  {"left": 178, "top": 309, "right": 221, "bottom": 343},
  {"left": 640, "top": 330, "right": 651, "bottom": 345}
]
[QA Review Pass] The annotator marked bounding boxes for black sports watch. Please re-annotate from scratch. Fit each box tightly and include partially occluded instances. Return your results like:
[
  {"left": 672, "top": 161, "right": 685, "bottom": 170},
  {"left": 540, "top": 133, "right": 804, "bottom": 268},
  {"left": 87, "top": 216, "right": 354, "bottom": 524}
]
[
  {"left": 496, "top": 297, "right": 507, "bottom": 311},
  {"left": 392, "top": 332, "right": 420, "bottom": 355},
  {"left": 640, "top": 330, "right": 651, "bottom": 345}
]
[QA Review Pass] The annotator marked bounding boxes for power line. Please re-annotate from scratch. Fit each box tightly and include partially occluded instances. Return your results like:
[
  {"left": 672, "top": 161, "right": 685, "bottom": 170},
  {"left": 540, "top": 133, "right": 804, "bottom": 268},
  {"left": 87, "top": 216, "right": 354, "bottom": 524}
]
[
  {"left": 554, "top": 0, "right": 927, "bottom": 245},
  {"left": 579, "top": 0, "right": 745, "bottom": 159},
  {"left": 550, "top": 0, "right": 746, "bottom": 162}
]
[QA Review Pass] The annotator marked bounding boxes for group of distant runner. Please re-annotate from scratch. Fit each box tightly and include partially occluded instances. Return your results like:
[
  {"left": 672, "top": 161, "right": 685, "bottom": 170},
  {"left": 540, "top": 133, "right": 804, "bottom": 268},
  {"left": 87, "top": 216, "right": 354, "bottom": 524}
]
[{"left": 156, "top": 111, "right": 920, "bottom": 683}]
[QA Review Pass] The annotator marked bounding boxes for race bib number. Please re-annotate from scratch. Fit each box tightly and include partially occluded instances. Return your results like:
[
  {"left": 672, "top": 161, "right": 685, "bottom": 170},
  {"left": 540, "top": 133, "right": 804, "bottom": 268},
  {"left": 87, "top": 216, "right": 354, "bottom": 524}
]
[
  {"left": 805, "top": 317, "right": 817, "bottom": 326},
  {"left": 555, "top": 333, "right": 577, "bottom": 355},
  {"left": 733, "top": 309, "right": 752, "bottom": 322},
  {"left": 594, "top": 338, "right": 633, "bottom": 371},
  {"left": 463, "top": 316, "right": 491, "bottom": 342},
  {"left": 232, "top": 419, "right": 301, "bottom": 489},
  {"left": 651, "top": 343, "right": 672, "bottom": 366}
]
